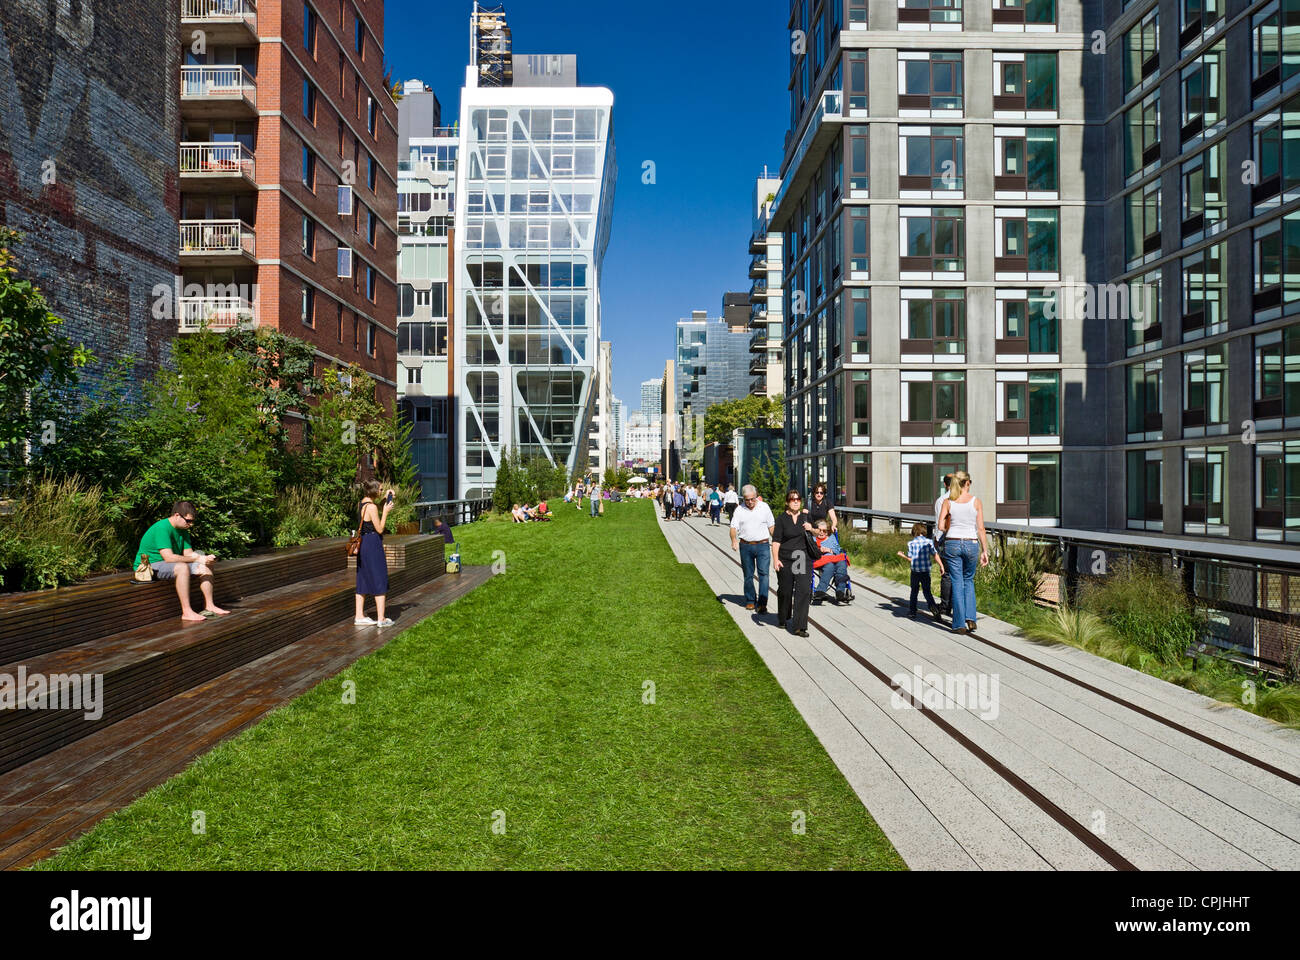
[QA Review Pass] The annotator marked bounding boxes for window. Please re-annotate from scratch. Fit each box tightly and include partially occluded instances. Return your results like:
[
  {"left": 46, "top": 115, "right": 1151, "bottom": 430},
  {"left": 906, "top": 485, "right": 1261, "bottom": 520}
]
[
  {"left": 1124, "top": 9, "right": 1160, "bottom": 95},
  {"left": 997, "top": 371, "right": 1058, "bottom": 438},
  {"left": 337, "top": 246, "right": 353, "bottom": 279},
  {"left": 303, "top": 80, "right": 317, "bottom": 124},
  {"left": 900, "top": 126, "right": 964, "bottom": 192},
  {"left": 898, "top": 0, "right": 962, "bottom": 27},
  {"left": 407, "top": 365, "right": 421, "bottom": 385},
  {"left": 1182, "top": 243, "right": 1226, "bottom": 337},
  {"left": 999, "top": 454, "right": 1059, "bottom": 521},
  {"left": 849, "top": 0, "right": 868, "bottom": 27},
  {"left": 847, "top": 125, "right": 868, "bottom": 193},
  {"left": 1184, "top": 447, "right": 1228, "bottom": 533},
  {"left": 996, "top": 289, "right": 1058, "bottom": 355},
  {"left": 1181, "top": 142, "right": 1225, "bottom": 238},
  {"left": 902, "top": 454, "right": 967, "bottom": 512},
  {"left": 366, "top": 322, "right": 376, "bottom": 357},
  {"left": 1126, "top": 449, "right": 1164, "bottom": 529},
  {"left": 301, "top": 216, "right": 316, "bottom": 257},
  {"left": 994, "top": 0, "right": 1056, "bottom": 28},
  {"left": 849, "top": 371, "right": 870, "bottom": 441},
  {"left": 353, "top": 315, "right": 359, "bottom": 349},
  {"left": 901, "top": 207, "right": 965, "bottom": 275},
  {"left": 899, "top": 52, "right": 963, "bottom": 113},
  {"left": 1255, "top": 323, "right": 1300, "bottom": 425},
  {"left": 1126, "top": 359, "right": 1163, "bottom": 439},
  {"left": 995, "top": 127, "right": 1057, "bottom": 194},
  {"left": 301, "top": 285, "right": 315, "bottom": 327},
  {"left": 847, "top": 206, "right": 869, "bottom": 275},
  {"left": 1181, "top": 43, "right": 1225, "bottom": 140},
  {"left": 847, "top": 288, "right": 870, "bottom": 355},
  {"left": 336, "top": 304, "right": 342, "bottom": 342},
  {"left": 1254, "top": 209, "right": 1300, "bottom": 317},
  {"left": 995, "top": 52, "right": 1057, "bottom": 112},
  {"left": 1253, "top": 94, "right": 1300, "bottom": 210},
  {"left": 996, "top": 208, "right": 1058, "bottom": 274},
  {"left": 367, "top": 97, "right": 377, "bottom": 136},
  {"left": 1127, "top": 270, "right": 1163, "bottom": 351},
  {"left": 847, "top": 52, "right": 868, "bottom": 111},
  {"left": 850, "top": 453, "right": 870, "bottom": 506},
  {"left": 901, "top": 288, "right": 965, "bottom": 356},
  {"left": 368, "top": 209, "right": 377, "bottom": 246},
  {"left": 355, "top": 15, "right": 365, "bottom": 55},
  {"left": 303, "top": 3, "right": 317, "bottom": 56},
  {"left": 1256, "top": 440, "right": 1300, "bottom": 539},
  {"left": 1181, "top": 0, "right": 1224, "bottom": 49},
  {"left": 302, "top": 147, "right": 316, "bottom": 191},
  {"left": 1125, "top": 180, "right": 1162, "bottom": 263},
  {"left": 902, "top": 371, "right": 966, "bottom": 440},
  {"left": 1125, "top": 91, "right": 1161, "bottom": 177},
  {"left": 366, "top": 266, "right": 376, "bottom": 302},
  {"left": 367, "top": 154, "right": 377, "bottom": 191},
  {"left": 1183, "top": 344, "right": 1229, "bottom": 433},
  {"left": 338, "top": 184, "right": 353, "bottom": 215},
  {"left": 1253, "top": 0, "right": 1300, "bottom": 97}
]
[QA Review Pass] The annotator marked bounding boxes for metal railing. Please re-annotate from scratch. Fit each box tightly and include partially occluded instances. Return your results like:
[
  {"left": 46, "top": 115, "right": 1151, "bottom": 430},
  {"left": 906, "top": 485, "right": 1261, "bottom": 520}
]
[
  {"left": 177, "top": 296, "right": 256, "bottom": 332},
  {"left": 836, "top": 506, "right": 1300, "bottom": 676},
  {"left": 414, "top": 498, "right": 493, "bottom": 532},
  {"left": 181, "top": 0, "right": 256, "bottom": 21},
  {"left": 179, "top": 219, "right": 256, "bottom": 256},
  {"left": 179, "top": 142, "right": 254, "bottom": 179},
  {"left": 180, "top": 65, "right": 257, "bottom": 104}
]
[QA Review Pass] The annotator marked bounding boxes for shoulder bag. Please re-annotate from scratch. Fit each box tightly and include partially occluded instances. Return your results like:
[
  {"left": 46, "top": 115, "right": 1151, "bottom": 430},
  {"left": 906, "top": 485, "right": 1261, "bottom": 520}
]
[{"left": 345, "top": 506, "right": 365, "bottom": 558}]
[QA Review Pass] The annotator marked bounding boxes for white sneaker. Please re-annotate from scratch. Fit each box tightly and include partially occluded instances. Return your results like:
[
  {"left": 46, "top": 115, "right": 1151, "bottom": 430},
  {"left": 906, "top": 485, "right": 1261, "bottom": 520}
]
[
  {"left": 376, "top": 618, "right": 395, "bottom": 627},
  {"left": 354, "top": 617, "right": 376, "bottom": 625}
]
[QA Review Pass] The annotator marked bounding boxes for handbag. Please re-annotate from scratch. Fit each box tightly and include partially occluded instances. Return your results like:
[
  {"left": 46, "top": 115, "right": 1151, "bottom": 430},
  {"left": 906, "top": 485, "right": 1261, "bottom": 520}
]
[
  {"left": 345, "top": 508, "right": 364, "bottom": 557},
  {"left": 133, "top": 552, "right": 155, "bottom": 583}
]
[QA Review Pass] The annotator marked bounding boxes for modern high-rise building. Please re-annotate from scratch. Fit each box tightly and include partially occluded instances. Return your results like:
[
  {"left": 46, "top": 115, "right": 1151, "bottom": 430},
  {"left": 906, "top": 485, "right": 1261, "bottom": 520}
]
[
  {"left": 660, "top": 358, "right": 679, "bottom": 478},
  {"left": 674, "top": 310, "right": 753, "bottom": 463},
  {"left": 397, "top": 81, "right": 458, "bottom": 501},
  {"left": 770, "top": 0, "right": 1089, "bottom": 527},
  {"left": 176, "top": 0, "right": 399, "bottom": 416},
  {"left": 588, "top": 339, "right": 615, "bottom": 474},
  {"left": 610, "top": 395, "right": 625, "bottom": 463},
  {"left": 453, "top": 4, "right": 617, "bottom": 497},
  {"left": 750, "top": 171, "right": 785, "bottom": 398},
  {"left": 641, "top": 378, "right": 664, "bottom": 426}
]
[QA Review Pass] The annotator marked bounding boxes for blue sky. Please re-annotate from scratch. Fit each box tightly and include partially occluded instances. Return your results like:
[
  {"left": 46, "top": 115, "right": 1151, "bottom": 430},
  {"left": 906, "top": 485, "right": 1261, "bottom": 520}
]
[{"left": 384, "top": 0, "right": 790, "bottom": 410}]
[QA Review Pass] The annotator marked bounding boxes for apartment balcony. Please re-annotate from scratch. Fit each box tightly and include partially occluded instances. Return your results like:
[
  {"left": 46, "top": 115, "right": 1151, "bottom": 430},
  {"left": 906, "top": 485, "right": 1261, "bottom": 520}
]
[
  {"left": 177, "top": 296, "right": 257, "bottom": 334},
  {"left": 749, "top": 279, "right": 768, "bottom": 304},
  {"left": 749, "top": 254, "right": 767, "bottom": 278},
  {"left": 179, "top": 142, "right": 255, "bottom": 192},
  {"left": 179, "top": 219, "right": 256, "bottom": 265},
  {"left": 180, "top": 65, "right": 257, "bottom": 118},
  {"left": 770, "top": 90, "right": 843, "bottom": 230},
  {"left": 748, "top": 228, "right": 766, "bottom": 255},
  {"left": 748, "top": 353, "right": 767, "bottom": 376},
  {"left": 750, "top": 373, "right": 768, "bottom": 395},
  {"left": 751, "top": 303, "right": 769, "bottom": 324},
  {"left": 749, "top": 328, "right": 768, "bottom": 352},
  {"left": 179, "top": 0, "right": 257, "bottom": 46}
]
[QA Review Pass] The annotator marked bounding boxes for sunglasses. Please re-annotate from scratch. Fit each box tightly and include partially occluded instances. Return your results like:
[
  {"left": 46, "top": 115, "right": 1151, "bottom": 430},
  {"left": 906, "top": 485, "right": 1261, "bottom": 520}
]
[
  {"left": 181, "top": 517, "right": 197, "bottom": 524},
  {"left": 787, "top": 497, "right": 802, "bottom": 503}
]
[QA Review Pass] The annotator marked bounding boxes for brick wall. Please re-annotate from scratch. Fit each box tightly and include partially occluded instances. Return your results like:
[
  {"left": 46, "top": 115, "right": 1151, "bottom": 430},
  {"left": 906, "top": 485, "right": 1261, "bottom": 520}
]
[{"left": 0, "top": 0, "right": 180, "bottom": 393}]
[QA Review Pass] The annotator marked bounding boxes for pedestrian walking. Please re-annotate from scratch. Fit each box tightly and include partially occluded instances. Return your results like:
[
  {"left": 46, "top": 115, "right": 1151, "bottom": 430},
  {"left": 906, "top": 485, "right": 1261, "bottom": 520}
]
[
  {"left": 772, "top": 490, "right": 813, "bottom": 637},
  {"left": 937, "top": 471, "right": 990, "bottom": 634},
  {"left": 897, "top": 522, "right": 945, "bottom": 620},
  {"left": 934, "top": 474, "right": 954, "bottom": 616},
  {"left": 807, "top": 481, "right": 838, "bottom": 533},
  {"left": 673, "top": 485, "right": 686, "bottom": 520},
  {"left": 729, "top": 484, "right": 775, "bottom": 613},
  {"left": 723, "top": 484, "right": 739, "bottom": 522},
  {"left": 707, "top": 485, "right": 722, "bottom": 525},
  {"left": 354, "top": 479, "right": 394, "bottom": 627}
]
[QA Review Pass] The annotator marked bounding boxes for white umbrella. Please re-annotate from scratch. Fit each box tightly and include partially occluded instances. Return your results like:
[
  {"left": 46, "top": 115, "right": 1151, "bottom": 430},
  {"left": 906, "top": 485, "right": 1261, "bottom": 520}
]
[{"left": 628, "top": 476, "right": 649, "bottom": 484}]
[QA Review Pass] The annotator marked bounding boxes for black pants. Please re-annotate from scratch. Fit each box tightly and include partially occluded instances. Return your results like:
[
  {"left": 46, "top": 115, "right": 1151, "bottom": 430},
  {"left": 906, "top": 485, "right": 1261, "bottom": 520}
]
[
  {"left": 777, "top": 552, "right": 813, "bottom": 631},
  {"left": 910, "top": 570, "right": 938, "bottom": 616}
]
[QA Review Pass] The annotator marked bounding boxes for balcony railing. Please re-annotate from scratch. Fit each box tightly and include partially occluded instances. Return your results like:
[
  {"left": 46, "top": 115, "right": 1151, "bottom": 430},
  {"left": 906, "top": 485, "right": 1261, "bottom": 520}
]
[
  {"left": 179, "top": 219, "right": 256, "bottom": 257},
  {"left": 772, "top": 90, "right": 842, "bottom": 219},
  {"left": 180, "top": 65, "right": 257, "bottom": 105},
  {"left": 181, "top": 0, "right": 256, "bottom": 21},
  {"left": 179, "top": 142, "right": 254, "bottom": 179},
  {"left": 177, "top": 296, "right": 256, "bottom": 333}
]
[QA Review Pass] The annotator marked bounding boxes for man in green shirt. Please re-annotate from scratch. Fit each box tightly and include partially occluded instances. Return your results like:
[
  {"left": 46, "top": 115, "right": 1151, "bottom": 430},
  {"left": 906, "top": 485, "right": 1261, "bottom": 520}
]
[{"left": 136, "top": 500, "right": 229, "bottom": 622}]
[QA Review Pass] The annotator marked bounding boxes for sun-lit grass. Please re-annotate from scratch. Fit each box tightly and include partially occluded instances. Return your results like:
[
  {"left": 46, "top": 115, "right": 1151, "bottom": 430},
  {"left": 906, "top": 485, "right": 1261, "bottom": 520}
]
[{"left": 34, "top": 500, "right": 905, "bottom": 870}]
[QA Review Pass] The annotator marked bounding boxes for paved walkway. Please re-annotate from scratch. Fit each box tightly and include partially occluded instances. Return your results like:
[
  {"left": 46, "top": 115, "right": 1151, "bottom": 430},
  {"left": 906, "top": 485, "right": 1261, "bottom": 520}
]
[{"left": 658, "top": 509, "right": 1300, "bottom": 870}]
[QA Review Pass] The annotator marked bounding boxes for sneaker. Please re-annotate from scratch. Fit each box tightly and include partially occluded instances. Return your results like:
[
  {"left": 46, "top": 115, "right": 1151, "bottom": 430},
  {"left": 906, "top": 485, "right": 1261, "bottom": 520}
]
[
  {"left": 376, "top": 618, "right": 395, "bottom": 627},
  {"left": 813, "top": 590, "right": 830, "bottom": 603},
  {"left": 353, "top": 617, "right": 376, "bottom": 625},
  {"left": 745, "top": 603, "right": 755, "bottom": 610},
  {"left": 756, "top": 603, "right": 768, "bottom": 614},
  {"left": 835, "top": 589, "right": 848, "bottom": 604}
]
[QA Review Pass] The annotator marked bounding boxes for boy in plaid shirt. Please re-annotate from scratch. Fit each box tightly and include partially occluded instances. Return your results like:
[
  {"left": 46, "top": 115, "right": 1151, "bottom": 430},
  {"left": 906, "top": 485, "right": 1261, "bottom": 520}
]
[{"left": 896, "top": 522, "right": 945, "bottom": 620}]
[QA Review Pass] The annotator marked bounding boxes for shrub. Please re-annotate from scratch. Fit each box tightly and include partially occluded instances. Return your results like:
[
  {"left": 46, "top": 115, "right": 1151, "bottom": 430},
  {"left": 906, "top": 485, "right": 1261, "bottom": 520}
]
[
  {"left": 976, "top": 537, "right": 1054, "bottom": 608},
  {"left": 1079, "top": 557, "right": 1200, "bottom": 664},
  {"left": 0, "top": 476, "right": 124, "bottom": 590},
  {"left": 1024, "top": 606, "right": 1115, "bottom": 653},
  {"left": 272, "top": 486, "right": 351, "bottom": 548}
]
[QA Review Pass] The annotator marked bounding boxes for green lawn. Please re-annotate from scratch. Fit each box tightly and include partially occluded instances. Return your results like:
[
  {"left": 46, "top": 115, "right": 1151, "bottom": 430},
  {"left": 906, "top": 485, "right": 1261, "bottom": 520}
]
[{"left": 36, "top": 499, "right": 904, "bottom": 870}]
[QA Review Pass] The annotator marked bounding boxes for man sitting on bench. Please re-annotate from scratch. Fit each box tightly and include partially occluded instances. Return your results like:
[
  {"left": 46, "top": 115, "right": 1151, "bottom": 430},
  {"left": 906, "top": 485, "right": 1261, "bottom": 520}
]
[{"left": 137, "top": 501, "right": 230, "bottom": 622}]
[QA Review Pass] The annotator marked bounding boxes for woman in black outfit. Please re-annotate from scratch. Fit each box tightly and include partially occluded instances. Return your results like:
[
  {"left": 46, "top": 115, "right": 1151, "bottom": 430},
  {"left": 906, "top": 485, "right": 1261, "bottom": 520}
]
[
  {"left": 772, "top": 489, "right": 813, "bottom": 637},
  {"left": 807, "top": 482, "right": 838, "bottom": 533}
]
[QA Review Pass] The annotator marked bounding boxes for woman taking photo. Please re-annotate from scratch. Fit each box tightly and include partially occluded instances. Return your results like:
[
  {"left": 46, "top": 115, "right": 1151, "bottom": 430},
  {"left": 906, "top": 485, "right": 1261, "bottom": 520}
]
[
  {"left": 354, "top": 479, "right": 395, "bottom": 627},
  {"left": 771, "top": 489, "right": 813, "bottom": 637},
  {"left": 936, "top": 470, "right": 989, "bottom": 634},
  {"left": 807, "top": 481, "right": 838, "bottom": 534}
]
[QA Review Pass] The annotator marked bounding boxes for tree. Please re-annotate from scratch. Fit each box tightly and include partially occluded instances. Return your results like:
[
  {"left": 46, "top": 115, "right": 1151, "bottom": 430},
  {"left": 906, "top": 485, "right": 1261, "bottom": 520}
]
[
  {"left": 749, "top": 447, "right": 790, "bottom": 507},
  {"left": 702, "top": 394, "right": 784, "bottom": 445},
  {"left": 0, "top": 229, "right": 94, "bottom": 461}
]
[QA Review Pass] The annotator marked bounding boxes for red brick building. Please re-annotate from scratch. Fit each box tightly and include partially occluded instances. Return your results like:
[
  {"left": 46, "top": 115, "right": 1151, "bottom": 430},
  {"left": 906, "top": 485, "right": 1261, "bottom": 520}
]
[{"left": 178, "top": 0, "right": 398, "bottom": 410}]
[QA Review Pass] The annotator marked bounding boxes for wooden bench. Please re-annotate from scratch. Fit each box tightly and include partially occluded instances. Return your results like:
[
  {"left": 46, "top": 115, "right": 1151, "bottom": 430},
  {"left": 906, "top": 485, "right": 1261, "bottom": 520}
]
[{"left": 0, "top": 535, "right": 444, "bottom": 775}]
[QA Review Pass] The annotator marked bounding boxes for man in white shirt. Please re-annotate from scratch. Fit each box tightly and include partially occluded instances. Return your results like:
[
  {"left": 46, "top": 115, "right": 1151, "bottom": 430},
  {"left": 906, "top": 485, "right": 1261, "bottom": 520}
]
[
  {"left": 934, "top": 474, "right": 954, "bottom": 616},
  {"left": 723, "top": 484, "right": 739, "bottom": 522},
  {"left": 730, "top": 484, "right": 776, "bottom": 613}
]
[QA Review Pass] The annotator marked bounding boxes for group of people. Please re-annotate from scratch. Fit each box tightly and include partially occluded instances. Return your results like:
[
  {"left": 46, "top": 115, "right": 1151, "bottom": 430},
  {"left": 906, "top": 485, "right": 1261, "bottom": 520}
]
[
  {"left": 510, "top": 501, "right": 551, "bottom": 523},
  {"left": 654, "top": 481, "right": 740, "bottom": 526},
  {"left": 900, "top": 470, "right": 989, "bottom": 634}
]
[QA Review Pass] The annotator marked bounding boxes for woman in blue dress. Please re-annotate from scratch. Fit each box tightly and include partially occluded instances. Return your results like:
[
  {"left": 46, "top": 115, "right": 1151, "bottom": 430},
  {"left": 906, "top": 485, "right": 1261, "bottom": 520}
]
[{"left": 354, "top": 479, "right": 394, "bottom": 627}]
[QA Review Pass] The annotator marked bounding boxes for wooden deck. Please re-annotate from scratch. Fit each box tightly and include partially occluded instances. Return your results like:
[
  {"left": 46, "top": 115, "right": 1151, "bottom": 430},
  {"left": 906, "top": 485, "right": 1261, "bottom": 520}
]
[{"left": 0, "top": 534, "right": 488, "bottom": 868}]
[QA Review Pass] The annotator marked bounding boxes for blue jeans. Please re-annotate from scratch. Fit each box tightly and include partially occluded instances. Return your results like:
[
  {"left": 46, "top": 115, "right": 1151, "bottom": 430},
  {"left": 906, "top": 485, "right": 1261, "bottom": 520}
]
[
  {"left": 816, "top": 560, "right": 849, "bottom": 593},
  {"left": 739, "top": 541, "right": 771, "bottom": 607},
  {"left": 943, "top": 539, "right": 980, "bottom": 627}
]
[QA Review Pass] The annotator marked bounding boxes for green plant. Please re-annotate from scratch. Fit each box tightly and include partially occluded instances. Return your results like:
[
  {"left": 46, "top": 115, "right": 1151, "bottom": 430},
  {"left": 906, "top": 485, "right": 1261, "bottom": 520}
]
[
  {"left": 1024, "top": 606, "right": 1116, "bottom": 653},
  {"left": 271, "top": 485, "right": 350, "bottom": 548},
  {"left": 749, "top": 447, "right": 789, "bottom": 507},
  {"left": 976, "top": 537, "right": 1054, "bottom": 608},
  {"left": 1079, "top": 558, "right": 1200, "bottom": 664},
  {"left": 0, "top": 475, "right": 124, "bottom": 590}
]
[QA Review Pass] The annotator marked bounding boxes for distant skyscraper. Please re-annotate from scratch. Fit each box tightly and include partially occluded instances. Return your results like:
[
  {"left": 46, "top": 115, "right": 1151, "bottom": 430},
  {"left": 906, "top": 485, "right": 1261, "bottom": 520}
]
[{"left": 641, "top": 378, "right": 663, "bottom": 426}]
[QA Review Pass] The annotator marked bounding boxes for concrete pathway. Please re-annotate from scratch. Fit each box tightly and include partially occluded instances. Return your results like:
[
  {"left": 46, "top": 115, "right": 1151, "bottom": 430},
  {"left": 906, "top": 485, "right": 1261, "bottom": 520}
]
[{"left": 657, "top": 509, "right": 1300, "bottom": 871}]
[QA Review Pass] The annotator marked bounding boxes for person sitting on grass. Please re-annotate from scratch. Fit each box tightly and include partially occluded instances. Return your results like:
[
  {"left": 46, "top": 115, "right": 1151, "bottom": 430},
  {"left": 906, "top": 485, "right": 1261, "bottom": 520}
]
[
  {"left": 897, "top": 521, "right": 945, "bottom": 621},
  {"left": 136, "top": 501, "right": 230, "bottom": 622},
  {"left": 511, "top": 503, "right": 527, "bottom": 523},
  {"left": 811, "top": 519, "right": 853, "bottom": 605},
  {"left": 534, "top": 499, "right": 552, "bottom": 521}
]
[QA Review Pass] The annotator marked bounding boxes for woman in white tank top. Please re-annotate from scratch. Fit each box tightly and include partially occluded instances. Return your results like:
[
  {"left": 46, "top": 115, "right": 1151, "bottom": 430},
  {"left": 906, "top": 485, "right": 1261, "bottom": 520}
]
[{"left": 937, "top": 471, "right": 989, "bottom": 634}]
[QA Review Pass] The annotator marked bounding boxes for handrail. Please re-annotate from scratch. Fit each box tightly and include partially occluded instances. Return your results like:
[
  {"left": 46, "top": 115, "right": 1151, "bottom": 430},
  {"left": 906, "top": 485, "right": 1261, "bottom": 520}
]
[{"left": 413, "top": 497, "right": 494, "bottom": 531}]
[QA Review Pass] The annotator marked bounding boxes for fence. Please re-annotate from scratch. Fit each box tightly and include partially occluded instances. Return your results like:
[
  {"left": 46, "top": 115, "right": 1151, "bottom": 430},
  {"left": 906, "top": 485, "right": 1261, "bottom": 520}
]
[
  {"left": 413, "top": 498, "right": 493, "bottom": 532},
  {"left": 837, "top": 506, "right": 1300, "bottom": 676}
]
